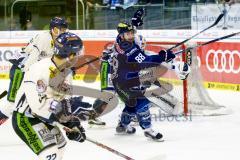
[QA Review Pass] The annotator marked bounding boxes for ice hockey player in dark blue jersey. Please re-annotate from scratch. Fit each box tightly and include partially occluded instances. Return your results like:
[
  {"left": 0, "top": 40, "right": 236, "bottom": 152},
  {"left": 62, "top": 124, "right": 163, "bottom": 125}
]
[
  {"left": 98, "top": 8, "right": 190, "bottom": 140},
  {"left": 112, "top": 22, "right": 172, "bottom": 140},
  {"left": 110, "top": 19, "right": 191, "bottom": 140}
]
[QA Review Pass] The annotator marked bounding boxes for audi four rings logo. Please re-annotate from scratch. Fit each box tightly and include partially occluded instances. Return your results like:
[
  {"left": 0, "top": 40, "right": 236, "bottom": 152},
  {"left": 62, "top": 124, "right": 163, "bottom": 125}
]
[{"left": 206, "top": 49, "right": 240, "bottom": 74}]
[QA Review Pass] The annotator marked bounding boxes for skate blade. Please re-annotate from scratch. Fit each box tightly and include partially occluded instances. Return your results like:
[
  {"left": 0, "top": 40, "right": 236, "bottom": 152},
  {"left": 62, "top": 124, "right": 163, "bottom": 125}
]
[
  {"left": 88, "top": 123, "right": 106, "bottom": 129},
  {"left": 147, "top": 137, "right": 165, "bottom": 142},
  {"left": 114, "top": 132, "right": 136, "bottom": 136}
]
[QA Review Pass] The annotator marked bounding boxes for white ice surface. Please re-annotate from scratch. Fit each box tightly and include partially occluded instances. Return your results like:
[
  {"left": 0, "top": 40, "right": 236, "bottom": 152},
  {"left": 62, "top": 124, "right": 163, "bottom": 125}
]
[{"left": 0, "top": 79, "right": 240, "bottom": 160}]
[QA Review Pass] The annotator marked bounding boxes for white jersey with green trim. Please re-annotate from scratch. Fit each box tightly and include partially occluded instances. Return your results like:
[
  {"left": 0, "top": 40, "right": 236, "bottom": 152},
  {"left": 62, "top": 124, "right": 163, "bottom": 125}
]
[
  {"left": 22, "top": 31, "right": 54, "bottom": 72},
  {"left": 14, "top": 58, "right": 73, "bottom": 121}
]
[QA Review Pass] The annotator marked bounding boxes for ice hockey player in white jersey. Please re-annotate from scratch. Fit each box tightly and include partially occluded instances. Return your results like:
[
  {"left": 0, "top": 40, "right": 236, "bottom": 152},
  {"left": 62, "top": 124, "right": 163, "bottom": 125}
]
[
  {"left": 0, "top": 17, "right": 68, "bottom": 125},
  {"left": 12, "top": 32, "right": 86, "bottom": 160},
  {"left": 0, "top": 17, "right": 106, "bottom": 126}
]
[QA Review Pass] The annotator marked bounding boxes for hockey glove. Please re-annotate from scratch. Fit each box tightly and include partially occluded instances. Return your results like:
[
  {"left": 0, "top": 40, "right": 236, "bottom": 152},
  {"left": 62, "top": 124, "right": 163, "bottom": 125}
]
[
  {"left": 131, "top": 8, "right": 146, "bottom": 27},
  {"left": 8, "top": 50, "right": 28, "bottom": 71},
  {"left": 159, "top": 50, "right": 176, "bottom": 62},
  {"left": 50, "top": 99, "right": 72, "bottom": 123},
  {"left": 172, "top": 61, "right": 191, "bottom": 80},
  {"left": 64, "top": 117, "right": 86, "bottom": 142},
  {"left": 102, "top": 49, "right": 113, "bottom": 61}
]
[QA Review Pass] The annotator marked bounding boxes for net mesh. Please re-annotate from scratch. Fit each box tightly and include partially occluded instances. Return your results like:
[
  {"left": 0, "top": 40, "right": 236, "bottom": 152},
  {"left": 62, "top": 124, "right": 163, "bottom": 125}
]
[{"left": 146, "top": 42, "right": 231, "bottom": 116}]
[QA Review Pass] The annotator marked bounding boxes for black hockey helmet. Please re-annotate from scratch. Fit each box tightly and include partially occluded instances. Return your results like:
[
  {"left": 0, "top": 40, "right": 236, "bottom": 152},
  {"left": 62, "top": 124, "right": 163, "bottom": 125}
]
[
  {"left": 50, "top": 17, "right": 68, "bottom": 30},
  {"left": 117, "top": 22, "right": 135, "bottom": 34},
  {"left": 54, "top": 32, "right": 83, "bottom": 58}
]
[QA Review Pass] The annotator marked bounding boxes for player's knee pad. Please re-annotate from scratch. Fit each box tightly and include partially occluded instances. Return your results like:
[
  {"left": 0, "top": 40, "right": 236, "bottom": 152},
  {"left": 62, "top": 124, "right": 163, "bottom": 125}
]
[
  {"left": 136, "top": 103, "right": 152, "bottom": 129},
  {"left": 120, "top": 107, "right": 136, "bottom": 126},
  {"left": 38, "top": 145, "right": 62, "bottom": 160}
]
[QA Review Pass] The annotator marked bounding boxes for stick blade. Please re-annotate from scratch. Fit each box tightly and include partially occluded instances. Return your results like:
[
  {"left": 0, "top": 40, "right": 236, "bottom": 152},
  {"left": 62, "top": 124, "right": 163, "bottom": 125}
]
[
  {"left": 213, "top": 12, "right": 225, "bottom": 25},
  {"left": 0, "top": 90, "right": 7, "bottom": 99}
]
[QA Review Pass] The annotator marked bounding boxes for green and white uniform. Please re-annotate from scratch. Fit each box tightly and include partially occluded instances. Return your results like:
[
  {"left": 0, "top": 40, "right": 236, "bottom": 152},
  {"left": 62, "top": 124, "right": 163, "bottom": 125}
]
[
  {"left": 12, "top": 58, "right": 72, "bottom": 160},
  {"left": 1, "top": 31, "right": 55, "bottom": 118}
]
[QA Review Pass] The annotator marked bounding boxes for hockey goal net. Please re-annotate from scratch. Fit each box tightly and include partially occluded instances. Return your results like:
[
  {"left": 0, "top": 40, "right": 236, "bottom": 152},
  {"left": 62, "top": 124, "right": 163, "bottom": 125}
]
[{"left": 146, "top": 41, "right": 230, "bottom": 116}]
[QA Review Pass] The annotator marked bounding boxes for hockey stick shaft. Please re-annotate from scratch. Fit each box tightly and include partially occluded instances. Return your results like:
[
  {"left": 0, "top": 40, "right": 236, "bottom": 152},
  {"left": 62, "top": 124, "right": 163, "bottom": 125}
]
[
  {"left": 167, "top": 11, "right": 225, "bottom": 51},
  {"left": 72, "top": 12, "right": 225, "bottom": 70},
  {"left": 0, "top": 90, "right": 7, "bottom": 99},
  {"left": 86, "top": 137, "right": 135, "bottom": 160},
  {"left": 55, "top": 122, "right": 135, "bottom": 160},
  {"left": 72, "top": 12, "right": 224, "bottom": 71},
  {"left": 73, "top": 56, "right": 101, "bottom": 70},
  {"left": 174, "top": 31, "right": 240, "bottom": 55}
]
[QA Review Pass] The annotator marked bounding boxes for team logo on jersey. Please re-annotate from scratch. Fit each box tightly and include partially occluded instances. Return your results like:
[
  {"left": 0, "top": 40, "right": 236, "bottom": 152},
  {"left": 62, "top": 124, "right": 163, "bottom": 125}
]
[
  {"left": 36, "top": 80, "right": 47, "bottom": 93},
  {"left": 36, "top": 80, "right": 47, "bottom": 103}
]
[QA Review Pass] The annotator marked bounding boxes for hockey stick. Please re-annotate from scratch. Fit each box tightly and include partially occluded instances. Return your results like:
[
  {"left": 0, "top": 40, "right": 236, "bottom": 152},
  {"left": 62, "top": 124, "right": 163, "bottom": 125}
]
[
  {"left": 73, "top": 30, "right": 238, "bottom": 71},
  {"left": 174, "top": 31, "right": 240, "bottom": 55},
  {"left": 55, "top": 122, "right": 135, "bottom": 160},
  {"left": 72, "top": 56, "right": 101, "bottom": 71},
  {"left": 72, "top": 11, "right": 225, "bottom": 71},
  {"left": 86, "top": 137, "right": 135, "bottom": 160},
  {"left": 0, "top": 90, "right": 7, "bottom": 100},
  {"left": 166, "top": 11, "right": 226, "bottom": 51}
]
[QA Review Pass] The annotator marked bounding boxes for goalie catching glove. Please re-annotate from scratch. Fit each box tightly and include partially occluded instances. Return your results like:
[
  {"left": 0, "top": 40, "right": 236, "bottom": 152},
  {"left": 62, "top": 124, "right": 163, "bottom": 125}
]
[{"left": 172, "top": 61, "right": 191, "bottom": 80}]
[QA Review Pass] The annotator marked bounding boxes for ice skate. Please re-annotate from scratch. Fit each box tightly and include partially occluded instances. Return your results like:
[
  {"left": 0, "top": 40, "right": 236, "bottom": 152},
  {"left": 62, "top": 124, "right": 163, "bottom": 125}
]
[
  {"left": 116, "top": 122, "right": 136, "bottom": 134},
  {"left": 144, "top": 128, "right": 163, "bottom": 141}
]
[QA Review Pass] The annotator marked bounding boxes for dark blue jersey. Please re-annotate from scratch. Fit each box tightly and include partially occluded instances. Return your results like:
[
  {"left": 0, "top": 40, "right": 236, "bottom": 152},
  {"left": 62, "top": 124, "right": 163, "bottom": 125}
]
[
  {"left": 111, "top": 35, "right": 175, "bottom": 106},
  {"left": 112, "top": 38, "right": 166, "bottom": 84}
]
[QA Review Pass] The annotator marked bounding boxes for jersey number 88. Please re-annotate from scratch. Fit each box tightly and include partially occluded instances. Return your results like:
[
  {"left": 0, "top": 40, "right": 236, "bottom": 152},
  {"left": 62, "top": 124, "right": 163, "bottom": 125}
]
[{"left": 135, "top": 53, "right": 145, "bottom": 63}]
